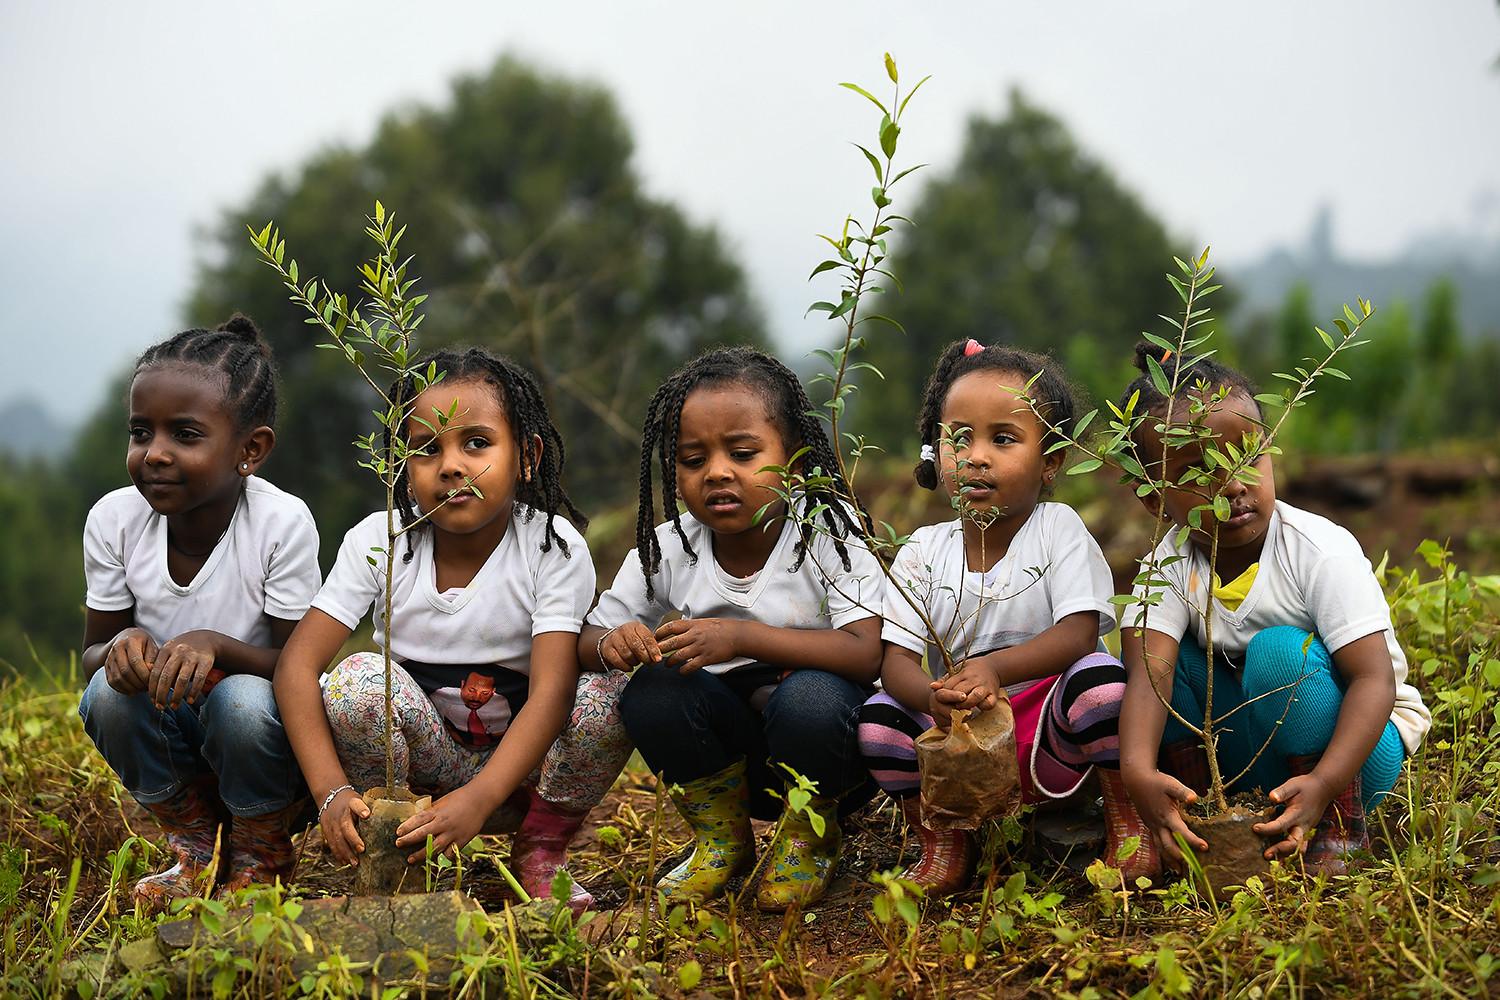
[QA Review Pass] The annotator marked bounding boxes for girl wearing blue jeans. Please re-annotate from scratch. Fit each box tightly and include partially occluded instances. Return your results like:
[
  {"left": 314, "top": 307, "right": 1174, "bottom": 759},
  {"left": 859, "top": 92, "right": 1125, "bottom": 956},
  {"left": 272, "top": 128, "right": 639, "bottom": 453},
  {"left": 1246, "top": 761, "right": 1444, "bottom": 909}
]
[
  {"left": 1117, "top": 345, "right": 1429, "bottom": 875},
  {"left": 79, "top": 317, "right": 320, "bottom": 909}
]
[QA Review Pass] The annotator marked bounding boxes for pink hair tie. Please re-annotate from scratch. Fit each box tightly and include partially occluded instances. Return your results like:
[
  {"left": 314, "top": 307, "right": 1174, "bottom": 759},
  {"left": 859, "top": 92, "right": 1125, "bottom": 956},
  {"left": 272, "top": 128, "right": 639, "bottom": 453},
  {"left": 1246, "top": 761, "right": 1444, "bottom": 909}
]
[{"left": 963, "top": 339, "right": 984, "bottom": 357}]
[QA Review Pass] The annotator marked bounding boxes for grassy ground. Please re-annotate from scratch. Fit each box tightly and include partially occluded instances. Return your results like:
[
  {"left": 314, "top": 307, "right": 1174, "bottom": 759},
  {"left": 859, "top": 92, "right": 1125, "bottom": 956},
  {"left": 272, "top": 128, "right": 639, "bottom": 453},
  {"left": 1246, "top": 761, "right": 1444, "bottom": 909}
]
[{"left": 1, "top": 540, "right": 1497, "bottom": 998}]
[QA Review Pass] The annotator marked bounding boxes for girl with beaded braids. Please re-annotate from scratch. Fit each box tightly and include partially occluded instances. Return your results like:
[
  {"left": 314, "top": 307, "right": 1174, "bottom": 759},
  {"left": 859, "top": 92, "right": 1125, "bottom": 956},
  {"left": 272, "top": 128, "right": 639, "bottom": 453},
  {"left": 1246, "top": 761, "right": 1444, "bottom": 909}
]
[
  {"left": 275, "top": 348, "right": 632, "bottom": 914},
  {"left": 579, "top": 346, "right": 884, "bottom": 911},
  {"left": 79, "top": 315, "right": 322, "bottom": 911},
  {"left": 856, "top": 338, "right": 1156, "bottom": 896}
]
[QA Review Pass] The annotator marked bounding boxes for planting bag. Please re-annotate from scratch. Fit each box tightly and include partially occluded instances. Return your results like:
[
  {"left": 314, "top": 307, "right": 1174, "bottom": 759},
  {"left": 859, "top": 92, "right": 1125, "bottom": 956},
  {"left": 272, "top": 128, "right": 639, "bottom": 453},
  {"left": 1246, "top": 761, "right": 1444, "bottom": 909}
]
[{"left": 916, "top": 699, "right": 1022, "bottom": 830}]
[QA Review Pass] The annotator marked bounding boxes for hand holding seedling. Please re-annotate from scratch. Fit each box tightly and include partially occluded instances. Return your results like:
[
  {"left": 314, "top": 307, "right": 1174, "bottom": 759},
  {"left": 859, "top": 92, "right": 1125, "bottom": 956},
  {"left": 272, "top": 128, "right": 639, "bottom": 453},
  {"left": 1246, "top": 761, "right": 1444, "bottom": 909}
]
[
  {"left": 930, "top": 656, "right": 1002, "bottom": 717},
  {"left": 599, "top": 621, "right": 662, "bottom": 671},
  {"left": 656, "top": 618, "right": 738, "bottom": 673},
  {"left": 1125, "top": 768, "right": 1208, "bottom": 865},
  {"left": 396, "top": 786, "right": 488, "bottom": 863},
  {"left": 103, "top": 627, "right": 156, "bottom": 696},
  {"left": 321, "top": 788, "right": 370, "bottom": 866},
  {"left": 1254, "top": 772, "right": 1334, "bottom": 860}
]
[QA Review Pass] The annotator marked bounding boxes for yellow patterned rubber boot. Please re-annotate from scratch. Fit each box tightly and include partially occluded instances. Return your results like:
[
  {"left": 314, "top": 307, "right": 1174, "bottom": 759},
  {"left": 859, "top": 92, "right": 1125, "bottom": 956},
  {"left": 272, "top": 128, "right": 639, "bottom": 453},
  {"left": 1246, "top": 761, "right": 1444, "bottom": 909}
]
[
  {"left": 657, "top": 760, "right": 754, "bottom": 903},
  {"left": 754, "top": 795, "right": 842, "bottom": 912}
]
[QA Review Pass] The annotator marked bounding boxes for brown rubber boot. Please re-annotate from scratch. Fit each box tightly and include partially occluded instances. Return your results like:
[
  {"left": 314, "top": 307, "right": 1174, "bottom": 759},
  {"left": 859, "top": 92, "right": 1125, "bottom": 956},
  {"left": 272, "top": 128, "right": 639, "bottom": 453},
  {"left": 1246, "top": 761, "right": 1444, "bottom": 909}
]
[
  {"left": 133, "top": 777, "right": 225, "bottom": 913},
  {"left": 1097, "top": 768, "right": 1162, "bottom": 883},
  {"left": 895, "top": 795, "right": 974, "bottom": 897},
  {"left": 220, "top": 799, "right": 307, "bottom": 895}
]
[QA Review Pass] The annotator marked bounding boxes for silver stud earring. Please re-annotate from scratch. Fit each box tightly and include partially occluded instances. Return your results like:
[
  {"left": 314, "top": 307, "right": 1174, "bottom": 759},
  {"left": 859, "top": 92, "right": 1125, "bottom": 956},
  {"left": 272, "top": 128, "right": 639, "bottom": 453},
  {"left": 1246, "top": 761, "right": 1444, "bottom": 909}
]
[{"left": 241, "top": 463, "right": 250, "bottom": 472}]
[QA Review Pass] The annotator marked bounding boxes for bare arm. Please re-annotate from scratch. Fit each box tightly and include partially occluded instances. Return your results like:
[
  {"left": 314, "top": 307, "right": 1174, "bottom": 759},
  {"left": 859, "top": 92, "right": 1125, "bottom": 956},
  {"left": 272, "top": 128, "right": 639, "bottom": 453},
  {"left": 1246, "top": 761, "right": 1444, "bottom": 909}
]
[
  {"left": 880, "top": 643, "right": 936, "bottom": 716},
  {"left": 580, "top": 621, "right": 661, "bottom": 672},
  {"left": 655, "top": 617, "right": 882, "bottom": 683},
  {"left": 396, "top": 631, "right": 580, "bottom": 861},
  {"left": 82, "top": 607, "right": 138, "bottom": 681},
  {"left": 272, "top": 608, "right": 366, "bottom": 864},
  {"left": 976, "top": 611, "right": 1101, "bottom": 688}
]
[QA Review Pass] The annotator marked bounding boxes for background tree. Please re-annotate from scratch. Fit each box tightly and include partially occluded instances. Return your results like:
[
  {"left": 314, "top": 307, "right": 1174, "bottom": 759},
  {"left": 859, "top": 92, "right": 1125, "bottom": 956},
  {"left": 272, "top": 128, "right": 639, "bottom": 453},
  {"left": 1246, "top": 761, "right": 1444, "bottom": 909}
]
[
  {"left": 852, "top": 90, "right": 1201, "bottom": 447},
  {"left": 72, "top": 56, "right": 768, "bottom": 561}
]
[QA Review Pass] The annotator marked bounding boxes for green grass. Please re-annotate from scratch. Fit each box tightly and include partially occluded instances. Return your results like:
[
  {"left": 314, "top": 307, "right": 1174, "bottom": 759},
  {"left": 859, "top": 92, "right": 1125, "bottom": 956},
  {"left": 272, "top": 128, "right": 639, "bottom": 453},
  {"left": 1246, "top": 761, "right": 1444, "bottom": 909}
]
[{"left": 1, "top": 540, "right": 1497, "bottom": 998}]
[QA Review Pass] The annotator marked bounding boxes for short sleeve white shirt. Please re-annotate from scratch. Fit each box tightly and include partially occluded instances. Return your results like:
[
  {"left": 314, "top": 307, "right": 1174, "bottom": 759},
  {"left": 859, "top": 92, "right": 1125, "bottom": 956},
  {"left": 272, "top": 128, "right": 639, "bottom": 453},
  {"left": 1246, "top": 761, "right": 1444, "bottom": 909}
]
[
  {"left": 82, "top": 476, "right": 322, "bottom": 648},
  {"left": 1127, "top": 500, "right": 1430, "bottom": 753},
  {"left": 882, "top": 503, "right": 1118, "bottom": 690},
  {"left": 586, "top": 510, "right": 883, "bottom": 674},
  {"left": 312, "top": 505, "right": 594, "bottom": 678}
]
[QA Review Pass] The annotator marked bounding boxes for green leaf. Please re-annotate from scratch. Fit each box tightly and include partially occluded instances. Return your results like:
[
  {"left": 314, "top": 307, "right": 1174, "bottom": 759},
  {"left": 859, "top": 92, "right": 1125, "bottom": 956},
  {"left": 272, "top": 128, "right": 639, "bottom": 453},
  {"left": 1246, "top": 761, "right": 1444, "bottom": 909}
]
[
  {"left": 853, "top": 143, "right": 884, "bottom": 184},
  {"left": 884, "top": 52, "right": 899, "bottom": 83},
  {"left": 838, "top": 81, "right": 889, "bottom": 115},
  {"left": 1067, "top": 458, "right": 1103, "bottom": 476},
  {"left": 808, "top": 259, "right": 843, "bottom": 281},
  {"left": 871, "top": 187, "right": 892, "bottom": 209},
  {"left": 1146, "top": 355, "right": 1170, "bottom": 397},
  {"left": 1213, "top": 494, "right": 1231, "bottom": 521},
  {"left": 897, "top": 74, "right": 931, "bottom": 119},
  {"left": 880, "top": 118, "right": 901, "bottom": 159},
  {"left": 678, "top": 960, "right": 702, "bottom": 990}
]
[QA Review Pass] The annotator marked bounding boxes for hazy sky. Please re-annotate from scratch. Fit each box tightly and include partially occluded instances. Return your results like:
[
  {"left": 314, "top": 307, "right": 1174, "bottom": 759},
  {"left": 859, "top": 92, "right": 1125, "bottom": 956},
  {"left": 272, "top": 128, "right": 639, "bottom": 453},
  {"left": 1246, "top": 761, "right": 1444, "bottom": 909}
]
[{"left": 3, "top": 2, "right": 1498, "bottom": 428}]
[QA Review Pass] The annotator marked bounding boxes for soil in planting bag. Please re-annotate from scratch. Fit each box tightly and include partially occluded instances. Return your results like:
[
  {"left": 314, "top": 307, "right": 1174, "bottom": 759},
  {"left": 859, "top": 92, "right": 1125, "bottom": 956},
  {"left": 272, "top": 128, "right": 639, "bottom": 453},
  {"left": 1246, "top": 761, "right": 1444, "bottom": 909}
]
[{"left": 916, "top": 699, "right": 1022, "bottom": 830}]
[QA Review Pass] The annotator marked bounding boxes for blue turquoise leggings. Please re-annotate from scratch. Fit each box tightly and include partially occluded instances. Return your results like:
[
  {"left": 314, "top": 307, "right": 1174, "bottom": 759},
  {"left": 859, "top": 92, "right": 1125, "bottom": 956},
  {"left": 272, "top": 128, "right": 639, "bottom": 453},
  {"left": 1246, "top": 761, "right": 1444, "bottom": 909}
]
[{"left": 1162, "top": 626, "right": 1404, "bottom": 809}]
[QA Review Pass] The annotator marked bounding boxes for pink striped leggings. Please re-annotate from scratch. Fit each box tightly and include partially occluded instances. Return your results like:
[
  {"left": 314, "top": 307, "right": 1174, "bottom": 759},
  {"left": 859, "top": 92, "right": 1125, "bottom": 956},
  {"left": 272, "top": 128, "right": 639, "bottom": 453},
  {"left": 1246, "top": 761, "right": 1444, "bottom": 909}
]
[{"left": 857, "top": 652, "right": 1127, "bottom": 801}]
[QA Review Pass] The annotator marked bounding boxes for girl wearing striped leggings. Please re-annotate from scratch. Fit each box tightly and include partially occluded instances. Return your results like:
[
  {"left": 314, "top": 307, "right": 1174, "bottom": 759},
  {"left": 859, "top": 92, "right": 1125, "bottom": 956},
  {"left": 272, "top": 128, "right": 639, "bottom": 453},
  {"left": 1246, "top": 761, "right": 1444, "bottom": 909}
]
[{"left": 857, "top": 340, "right": 1155, "bottom": 896}]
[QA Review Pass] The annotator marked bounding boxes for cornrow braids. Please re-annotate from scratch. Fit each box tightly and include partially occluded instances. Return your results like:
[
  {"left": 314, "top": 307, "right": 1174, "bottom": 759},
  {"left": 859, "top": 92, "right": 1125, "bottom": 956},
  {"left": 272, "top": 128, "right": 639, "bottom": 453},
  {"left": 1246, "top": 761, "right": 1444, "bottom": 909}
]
[
  {"left": 133, "top": 313, "right": 279, "bottom": 432},
  {"left": 1117, "top": 342, "right": 1260, "bottom": 430},
  {"left": 634, "top": 346, "right": 863, "bottom": 601},
  {"left": 386, "top": 348, "right": 587, "bottom": 563},
  {"left": 912, "top": 340, "right": 1080, "bottom": 490}
]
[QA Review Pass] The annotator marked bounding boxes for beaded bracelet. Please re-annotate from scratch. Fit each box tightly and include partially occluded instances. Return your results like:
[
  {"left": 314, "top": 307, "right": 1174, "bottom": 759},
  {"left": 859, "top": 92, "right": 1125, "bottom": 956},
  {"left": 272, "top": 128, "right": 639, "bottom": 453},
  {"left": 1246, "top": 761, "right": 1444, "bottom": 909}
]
[
  {"left": 595, "top": 626, "right": 620, "bottom": 670},
  {"left": 319, "top": 784, "right": 355, "bottom": 819}
]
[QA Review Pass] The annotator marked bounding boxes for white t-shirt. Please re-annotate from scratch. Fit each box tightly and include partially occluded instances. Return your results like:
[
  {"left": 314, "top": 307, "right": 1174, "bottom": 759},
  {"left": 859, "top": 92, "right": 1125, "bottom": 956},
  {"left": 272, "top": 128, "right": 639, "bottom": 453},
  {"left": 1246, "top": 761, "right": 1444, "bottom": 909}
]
[
  {"left": 1128, "top": 500, "right": 1430, "bottom": 753},
  {"left": 883, "top": 503, "right": 1118, "bottom": 692},
  {"left": 313, "top": 504, "right": 594, "bottom": 680},
  {"left": 587, "top": 510, "right": 883, "bottom": 674},
  {"left": 83, "top": 476, "right": 321, "bottom": 648}
]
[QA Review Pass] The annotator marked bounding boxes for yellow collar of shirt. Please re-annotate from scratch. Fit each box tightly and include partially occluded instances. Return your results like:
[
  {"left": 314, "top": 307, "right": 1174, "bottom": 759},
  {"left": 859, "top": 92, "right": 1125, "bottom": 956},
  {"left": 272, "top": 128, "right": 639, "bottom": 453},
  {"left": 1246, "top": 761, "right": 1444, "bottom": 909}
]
[{"left": 1211, "top": 563, "right": 1259, "bottom": 612}]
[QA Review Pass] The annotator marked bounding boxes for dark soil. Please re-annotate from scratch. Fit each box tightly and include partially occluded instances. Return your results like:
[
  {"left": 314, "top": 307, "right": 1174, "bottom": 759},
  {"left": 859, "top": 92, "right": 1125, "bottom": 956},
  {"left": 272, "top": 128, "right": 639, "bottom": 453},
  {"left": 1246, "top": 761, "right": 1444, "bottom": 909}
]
[
  {"left": 352, "top": 787, "right": 430, "bottom": 896},
  {"left": 1180, "top": 793, "right": 1276, "bottom": 899}
]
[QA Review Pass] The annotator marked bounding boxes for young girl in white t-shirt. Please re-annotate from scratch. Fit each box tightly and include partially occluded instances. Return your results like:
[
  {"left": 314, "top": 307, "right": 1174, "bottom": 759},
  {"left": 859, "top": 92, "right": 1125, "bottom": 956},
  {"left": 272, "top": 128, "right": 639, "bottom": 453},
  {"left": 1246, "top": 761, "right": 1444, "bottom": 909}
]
[
  {"left": 275, "top": 349, "right": 629, "bottom": 912},
  {"left": 78, "top": 316, "right": 322, "bottom": 911},
  {"left": 579, "top": 347, "right": 883, "bottom": 912},
  {"left": 1117, "top": 346, "right": 1429, "bottom": 876},
  {"left": 857, "top": 339, "right": 1156, "bottom": 895}
]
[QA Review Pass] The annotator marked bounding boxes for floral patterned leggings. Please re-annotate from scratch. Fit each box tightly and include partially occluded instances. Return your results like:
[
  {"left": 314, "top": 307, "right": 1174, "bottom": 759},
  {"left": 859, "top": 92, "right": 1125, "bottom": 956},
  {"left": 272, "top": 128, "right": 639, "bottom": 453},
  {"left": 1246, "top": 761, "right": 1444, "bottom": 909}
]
[{"left": 322, "top": 653, "right": 633, "bottom": 813}]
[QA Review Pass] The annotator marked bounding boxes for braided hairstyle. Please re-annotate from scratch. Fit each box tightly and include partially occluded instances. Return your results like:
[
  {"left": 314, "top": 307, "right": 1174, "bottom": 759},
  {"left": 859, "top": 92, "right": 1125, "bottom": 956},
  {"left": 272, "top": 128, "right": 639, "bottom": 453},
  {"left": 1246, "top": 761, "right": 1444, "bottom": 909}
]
[
  {"left": 133, "top": 314, "right": 279, "bottom": 431},
  {"left": 387, "top": 348, "right": 586, "bottom": 563},
  {"left": 913, "top": 340, "right": 1079, "bottom": 490},
  {"left": 635, "top": 346, "right": 861, "bottom": 599},
  {"left": 1117, "top": 342, "right": 1260, "bottom": 434}
]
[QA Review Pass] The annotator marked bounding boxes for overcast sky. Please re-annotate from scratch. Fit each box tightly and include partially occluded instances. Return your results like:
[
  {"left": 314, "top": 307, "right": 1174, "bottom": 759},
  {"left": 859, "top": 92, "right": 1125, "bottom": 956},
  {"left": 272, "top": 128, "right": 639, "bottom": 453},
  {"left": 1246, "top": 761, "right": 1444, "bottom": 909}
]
[{"left": 3, "top": 2, "right": 1498, "bottom": 428}]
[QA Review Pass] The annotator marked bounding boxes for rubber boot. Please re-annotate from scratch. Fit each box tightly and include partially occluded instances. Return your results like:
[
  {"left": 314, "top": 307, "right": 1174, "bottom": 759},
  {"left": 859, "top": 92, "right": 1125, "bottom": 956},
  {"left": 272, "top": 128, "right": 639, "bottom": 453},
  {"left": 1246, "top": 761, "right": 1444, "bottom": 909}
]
[
  {"left": 1287, "top": 753, "right": 1366, "bottom": 876},
  {"left": 754, "top": 794, "right": 841, "bottom": 912},
  {"left": 133, "top": 777, "right": 224, "bottom": 913},
  {"left": 1097, "top": 768, "right": 1162, "bottom": 883},
  {"left": 895, "top": 795, "right": 974, "bottom": 897},
  {"left": 658, "top": 759, "right": 754, "bottom": 903},
  {"left": 220, "top": 799, "right": 306, "bottom": 895},
  {"left": 511, "top": 787, "right": 594, "bottom": 914},
  {"left": 1159, "top": 738, "right": 1211, "bottom": 797}
]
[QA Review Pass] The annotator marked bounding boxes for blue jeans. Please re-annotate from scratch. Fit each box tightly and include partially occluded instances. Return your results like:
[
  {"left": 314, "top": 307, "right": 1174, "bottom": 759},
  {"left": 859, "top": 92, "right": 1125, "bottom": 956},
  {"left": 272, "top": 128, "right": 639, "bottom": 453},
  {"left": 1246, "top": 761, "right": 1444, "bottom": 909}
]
[
  {"left": 1162, "top": 626, "right": 1405, "bottom": 808},
  {"left": 79, "top": 670, "right": 305, "bottom": 817},
  {"left": 619, "top": 664, "right": 876, "bottom": 821}
]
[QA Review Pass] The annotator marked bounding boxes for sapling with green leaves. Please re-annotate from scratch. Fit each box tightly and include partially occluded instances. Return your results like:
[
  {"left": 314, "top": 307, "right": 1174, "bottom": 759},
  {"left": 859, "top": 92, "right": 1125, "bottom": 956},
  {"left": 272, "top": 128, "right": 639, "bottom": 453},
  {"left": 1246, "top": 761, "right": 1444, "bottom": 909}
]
[{"left": 251, "top": 205, "right": 480, "bottom": 798}]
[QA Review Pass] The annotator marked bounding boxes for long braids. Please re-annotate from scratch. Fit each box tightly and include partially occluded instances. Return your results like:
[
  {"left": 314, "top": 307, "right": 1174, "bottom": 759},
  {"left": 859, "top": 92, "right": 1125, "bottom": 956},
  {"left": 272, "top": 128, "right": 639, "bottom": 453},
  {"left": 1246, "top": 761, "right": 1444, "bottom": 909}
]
[
  {"left": 134, "top": 313, "right": 279, "bottom": 431},
  {"left": 913, "top": 339, "right": 1079, "bottom": 490},
  {"left": 635, "top": 347, "right": 862, "bottom": 600},
  {"left": 387, "top": 348, "right": 586, "bottom": 563}
]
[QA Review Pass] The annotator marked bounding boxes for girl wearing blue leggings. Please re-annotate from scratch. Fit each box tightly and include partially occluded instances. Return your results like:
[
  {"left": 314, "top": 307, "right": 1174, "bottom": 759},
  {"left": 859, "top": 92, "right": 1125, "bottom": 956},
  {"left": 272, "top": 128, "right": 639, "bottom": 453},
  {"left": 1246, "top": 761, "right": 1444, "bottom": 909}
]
[{"left": 1116, "top": 345, "right": 1429, "bottom": 876}]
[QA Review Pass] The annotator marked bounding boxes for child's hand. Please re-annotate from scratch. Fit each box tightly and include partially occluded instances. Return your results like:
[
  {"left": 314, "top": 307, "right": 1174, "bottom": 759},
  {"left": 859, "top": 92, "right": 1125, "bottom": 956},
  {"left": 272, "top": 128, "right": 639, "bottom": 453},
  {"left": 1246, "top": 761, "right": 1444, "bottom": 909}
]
[
  {"left": 396, "top": 787, "right": 490, "bottom": 864},
  {"left": 1123, "top": 766, "right": 1207, "bottom": 866},
  {"left": 655, "top": 618, "right": 739, "bottom": 673},
  {"left": 321, "top": 787, "right": 370, "bottom": 866},
  {"left": 152, "top": 630, "right": 221, "bottom": 710},
  {"left": 927, "top": 688, "right": 954, "bottom": 730},
  {"left": 600, "top": 621, "right": 662, "bottom": 671},
  {"left": 104, "top": 628, "right": 157, "bottom": 696},
  {"left": 930, "top": 658, "right": 1002, "bottom": 714},
  {"left": 1254, "top": 773, "right": 1335, "bottom": 860}
]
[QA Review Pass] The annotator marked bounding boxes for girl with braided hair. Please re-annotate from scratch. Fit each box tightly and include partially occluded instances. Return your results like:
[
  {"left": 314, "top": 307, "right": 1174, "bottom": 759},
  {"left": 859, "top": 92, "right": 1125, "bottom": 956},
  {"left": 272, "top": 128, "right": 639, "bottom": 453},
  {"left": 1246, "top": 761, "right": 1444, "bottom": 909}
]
[
  {"left": 579, "top": 346, "right": 883, "bottom": 911},
  {"left": 856, "top": 338, "right": 1155, "bottom": 896},
  {"left": 275, "top": 348, "right": 631, "bottom": 913},
  {"left": 79, "top": 314, "right": 322, "bottom": 910}
]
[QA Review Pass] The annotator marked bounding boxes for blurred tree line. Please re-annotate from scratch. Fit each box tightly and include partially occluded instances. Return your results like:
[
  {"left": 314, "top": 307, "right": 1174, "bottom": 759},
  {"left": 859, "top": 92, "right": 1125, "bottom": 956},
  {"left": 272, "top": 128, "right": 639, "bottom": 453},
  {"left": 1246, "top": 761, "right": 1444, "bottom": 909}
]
[{"left": 7, "top": 61, "right": 1497, "bottom": 671}]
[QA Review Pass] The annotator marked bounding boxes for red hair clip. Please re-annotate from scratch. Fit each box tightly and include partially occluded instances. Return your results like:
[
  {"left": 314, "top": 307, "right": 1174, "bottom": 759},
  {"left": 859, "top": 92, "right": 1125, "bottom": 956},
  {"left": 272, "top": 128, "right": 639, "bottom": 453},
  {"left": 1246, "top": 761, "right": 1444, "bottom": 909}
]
[{"left": 963, "top": 339, "right": 984, "bottom": 357}]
